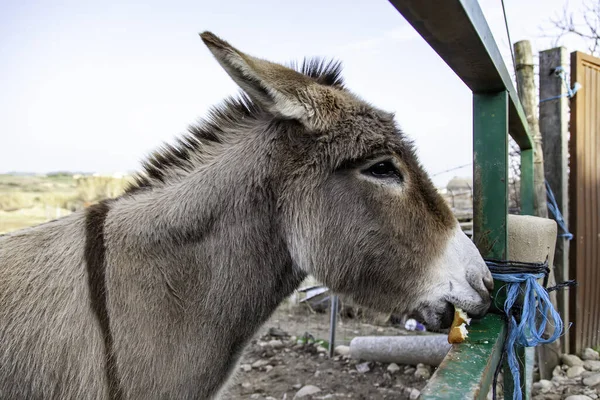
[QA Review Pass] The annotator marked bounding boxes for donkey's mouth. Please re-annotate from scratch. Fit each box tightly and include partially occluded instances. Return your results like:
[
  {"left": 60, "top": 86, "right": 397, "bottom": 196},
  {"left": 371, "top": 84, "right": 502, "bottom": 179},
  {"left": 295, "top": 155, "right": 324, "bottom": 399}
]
[{"left": 407, "top": 301, "right": 454, "bottom": 331}]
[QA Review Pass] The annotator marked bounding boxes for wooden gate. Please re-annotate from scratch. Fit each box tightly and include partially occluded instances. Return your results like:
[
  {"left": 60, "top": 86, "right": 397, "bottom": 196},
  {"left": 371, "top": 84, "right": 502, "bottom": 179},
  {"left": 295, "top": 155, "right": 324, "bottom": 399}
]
[{"left": 570, "top": 51, "right": 600, "bottom": 353}]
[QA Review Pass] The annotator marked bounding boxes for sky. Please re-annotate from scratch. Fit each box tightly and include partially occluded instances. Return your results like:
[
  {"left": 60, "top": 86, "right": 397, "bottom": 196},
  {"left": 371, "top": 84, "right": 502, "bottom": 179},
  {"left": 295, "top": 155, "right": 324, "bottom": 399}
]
[{"left": 0, "top": 0, "right": 593, "bottom": 186}]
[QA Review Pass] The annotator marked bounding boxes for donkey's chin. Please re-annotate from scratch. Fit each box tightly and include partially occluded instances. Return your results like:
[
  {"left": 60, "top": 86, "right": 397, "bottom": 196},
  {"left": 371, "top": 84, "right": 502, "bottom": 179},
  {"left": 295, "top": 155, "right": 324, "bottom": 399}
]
[{"left": 408, "top": 301, "right": 455, "bottom": 331}]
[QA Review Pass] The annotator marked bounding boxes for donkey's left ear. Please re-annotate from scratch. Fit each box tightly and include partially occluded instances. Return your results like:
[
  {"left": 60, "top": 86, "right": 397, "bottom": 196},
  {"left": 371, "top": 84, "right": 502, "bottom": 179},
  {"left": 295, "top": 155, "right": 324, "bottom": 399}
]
[{"left": 200, "top": 31, "right": 346, "bottom": 131}]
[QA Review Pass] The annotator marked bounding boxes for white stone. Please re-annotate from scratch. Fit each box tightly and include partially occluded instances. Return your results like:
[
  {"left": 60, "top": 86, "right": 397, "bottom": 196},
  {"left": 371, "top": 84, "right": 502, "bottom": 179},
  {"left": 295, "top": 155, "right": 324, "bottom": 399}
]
[
  {"left": 265, "top": 365, "right": 273, "bottom": 373},
  {"left": 294, "top": 385, "right": 322, "bottom": 398},
  {"left": 533, "top": 379, "right": 553, "bottom": 393},
  {"left": 334, "top": 345, "right": 350, "bottom": 356},
  {"left": 415, "top": 366, "right": 431, "bottom": 379},
  {"left": 553, "top": 365, "right": 566, "bottom": 377},
  {"left": 356, "top": 362, "right": 371, "bottom": 373},
  {"left": 240, "top": 364, "right": 252, "bottom": 372},
  {"left": 316, "top": 346, "right": 327, "bottom": 354},
  {"left": 268, "top": 339, "right": 284, "bottom": 349},
  {"left": 584, "top": 373, "right": 600, "bottom": 386},
  {"left": 251, "top": 359, "right": 269, "bottom": 368},
  {"left": 583, "top": 348, "right": 600, "bottom": 361},
  {"left": 585, "top": 361, "right": 600, "bottom": 371},
  {"left": 568, "top": 365, "right": 587, "bottom": 378},
  {"left": 387, "top": 363, "right": 401, "bottom": 374},
  {"left": 562, "top": 354, "right": 584, "bottom": 367},
  {"left": 409, "top": 389, "right": 421, "bottom": 400},
  {"left": 583, "top": 371, "right": 598, "bottom": 379},
  {"left": 564, "top": 396, "right": 593, "bottom": 400},
  {"left": 552, "top": 375, "right": 568, "bottom": 384}
]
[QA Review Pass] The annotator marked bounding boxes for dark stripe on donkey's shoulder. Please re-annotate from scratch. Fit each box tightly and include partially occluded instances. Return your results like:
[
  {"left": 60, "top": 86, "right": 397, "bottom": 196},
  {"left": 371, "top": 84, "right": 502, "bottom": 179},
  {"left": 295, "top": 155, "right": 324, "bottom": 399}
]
[{"left": 84, "top": 201, "right": 124, "bottom": 400}]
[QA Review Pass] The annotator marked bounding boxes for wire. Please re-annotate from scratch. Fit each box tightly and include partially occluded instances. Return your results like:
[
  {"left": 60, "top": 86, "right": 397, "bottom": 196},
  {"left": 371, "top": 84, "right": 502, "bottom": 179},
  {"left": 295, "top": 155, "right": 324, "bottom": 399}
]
[
  {"left": 501, "top": 0, "right": 518, "bottom": 88},
  {"left": 431, "top": 163, "right": 472, "bottom": 177}
]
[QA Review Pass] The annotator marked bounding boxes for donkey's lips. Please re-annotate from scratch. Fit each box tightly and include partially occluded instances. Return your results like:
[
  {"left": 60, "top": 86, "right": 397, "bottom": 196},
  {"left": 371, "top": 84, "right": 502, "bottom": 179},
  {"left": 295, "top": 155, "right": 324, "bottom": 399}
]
[{"left": 408, "top": 301, "right": 454, "bottom": 330}]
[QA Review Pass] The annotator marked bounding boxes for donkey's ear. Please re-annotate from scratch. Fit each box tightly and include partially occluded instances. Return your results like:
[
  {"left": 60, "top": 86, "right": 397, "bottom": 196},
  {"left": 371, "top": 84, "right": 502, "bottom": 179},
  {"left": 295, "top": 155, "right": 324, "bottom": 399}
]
[{"left": 200, "top": 32, "right": 346, "bottom": 131}]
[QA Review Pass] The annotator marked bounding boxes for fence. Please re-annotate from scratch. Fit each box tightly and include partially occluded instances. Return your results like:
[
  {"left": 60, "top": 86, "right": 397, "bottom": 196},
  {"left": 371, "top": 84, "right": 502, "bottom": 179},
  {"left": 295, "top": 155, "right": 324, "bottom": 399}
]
[
  {"left": 569, "top": 51, "right": 600, "bottom": 354},
  {"left": 387, "top": 0, "right": 535, "bottom": 398}
]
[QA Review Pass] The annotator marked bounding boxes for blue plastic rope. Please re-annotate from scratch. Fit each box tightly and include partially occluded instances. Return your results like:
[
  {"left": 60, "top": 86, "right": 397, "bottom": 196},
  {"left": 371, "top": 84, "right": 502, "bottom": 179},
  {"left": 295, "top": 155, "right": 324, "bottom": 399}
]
[
  {"left": 488, "top": 260, "right": 567, "bottom": 400},
  {"left": 539, "top": 66, "right": 581, "bottom": 103},
  {"left": 546, "top": 180, "right": 573, "bottom": 240}
]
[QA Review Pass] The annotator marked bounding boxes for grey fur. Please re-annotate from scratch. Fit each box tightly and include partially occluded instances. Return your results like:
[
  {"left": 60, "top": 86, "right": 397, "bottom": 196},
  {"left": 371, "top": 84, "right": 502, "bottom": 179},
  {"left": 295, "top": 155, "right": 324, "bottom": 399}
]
[{"left": 0, "top": 32, "right": 491, "bottom": 399}]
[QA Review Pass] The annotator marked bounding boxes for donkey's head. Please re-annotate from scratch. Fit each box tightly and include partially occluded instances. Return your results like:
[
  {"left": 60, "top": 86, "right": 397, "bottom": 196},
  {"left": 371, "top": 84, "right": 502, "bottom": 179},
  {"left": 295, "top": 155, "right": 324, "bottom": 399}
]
[{"left": 199, "top": 32, "right": 492, "bottom": 330}]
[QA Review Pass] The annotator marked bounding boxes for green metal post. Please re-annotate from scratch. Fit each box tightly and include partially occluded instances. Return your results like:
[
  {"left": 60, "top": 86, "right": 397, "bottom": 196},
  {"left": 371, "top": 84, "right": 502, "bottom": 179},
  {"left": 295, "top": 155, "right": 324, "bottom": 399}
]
[
  {"left": 473, "top": 91, "right": 526, "bottom": 399},
  {"left": 473, "top": 91, "right": 508, "bottom": 260}
]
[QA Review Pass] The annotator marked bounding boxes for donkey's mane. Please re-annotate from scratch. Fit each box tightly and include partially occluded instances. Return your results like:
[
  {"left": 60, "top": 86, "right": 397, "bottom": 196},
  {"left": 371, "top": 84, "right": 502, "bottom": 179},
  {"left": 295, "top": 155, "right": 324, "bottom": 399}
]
[{"left": 126, "top": 58, "right": 343, "bottom": 194}]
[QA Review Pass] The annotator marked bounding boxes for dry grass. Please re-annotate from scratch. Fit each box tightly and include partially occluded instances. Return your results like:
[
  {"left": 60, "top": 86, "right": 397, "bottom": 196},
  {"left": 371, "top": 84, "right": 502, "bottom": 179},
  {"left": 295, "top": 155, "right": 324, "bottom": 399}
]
[{"left": 0, "top": 173, "right": 131, "bottom": 234}]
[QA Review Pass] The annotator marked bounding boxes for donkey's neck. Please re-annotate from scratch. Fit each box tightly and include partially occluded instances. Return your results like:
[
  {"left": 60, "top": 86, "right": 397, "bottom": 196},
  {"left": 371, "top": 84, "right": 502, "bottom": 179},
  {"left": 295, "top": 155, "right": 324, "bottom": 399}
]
[{"left": 103, "top": 153, "right": 306, "bottom": 398}]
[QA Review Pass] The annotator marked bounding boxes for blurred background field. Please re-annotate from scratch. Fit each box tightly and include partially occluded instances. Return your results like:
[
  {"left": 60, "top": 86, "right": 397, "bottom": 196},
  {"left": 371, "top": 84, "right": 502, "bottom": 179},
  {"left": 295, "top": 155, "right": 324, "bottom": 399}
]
[{"left": 0, "top": 173, "right": 131, "bottom": 234}]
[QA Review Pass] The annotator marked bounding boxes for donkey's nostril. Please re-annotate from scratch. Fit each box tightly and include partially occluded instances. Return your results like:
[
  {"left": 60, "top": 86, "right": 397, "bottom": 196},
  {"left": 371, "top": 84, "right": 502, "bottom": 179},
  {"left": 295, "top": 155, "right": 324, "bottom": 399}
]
[{"left": 483, "top": 275, "right": 494, "bottom": 292}]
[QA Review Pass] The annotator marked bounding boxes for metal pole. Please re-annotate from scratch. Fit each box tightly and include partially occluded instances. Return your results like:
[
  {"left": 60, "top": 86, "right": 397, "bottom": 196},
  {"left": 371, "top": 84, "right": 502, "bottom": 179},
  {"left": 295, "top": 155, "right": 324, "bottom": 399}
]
[{"left": 328, "top": 295, "right": 338, "bottom": 358}]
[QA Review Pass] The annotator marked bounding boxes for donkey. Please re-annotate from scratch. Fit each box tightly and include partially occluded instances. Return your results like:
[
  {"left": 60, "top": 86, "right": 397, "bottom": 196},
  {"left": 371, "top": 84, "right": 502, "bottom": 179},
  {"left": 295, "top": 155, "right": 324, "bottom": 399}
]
[{"left": 0, "top": 32, "right": 493, "bottom": 399}]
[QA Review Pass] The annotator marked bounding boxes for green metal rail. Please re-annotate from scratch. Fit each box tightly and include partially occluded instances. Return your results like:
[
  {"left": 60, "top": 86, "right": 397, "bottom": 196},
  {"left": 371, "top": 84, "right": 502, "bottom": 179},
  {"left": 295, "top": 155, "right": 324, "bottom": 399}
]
[{"left": 387, "top": 0, "right": 535, "bottom": 398}]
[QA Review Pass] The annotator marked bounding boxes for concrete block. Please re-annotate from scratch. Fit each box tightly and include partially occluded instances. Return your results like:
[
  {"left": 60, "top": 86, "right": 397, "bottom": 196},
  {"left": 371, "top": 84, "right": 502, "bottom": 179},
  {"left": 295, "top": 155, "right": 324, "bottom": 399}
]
[
  {"left": 349, "top": 335, "right": 451, "bottom": 366},
  {"left": 508, "top": 214, "right": 557, "bottom": 265}
]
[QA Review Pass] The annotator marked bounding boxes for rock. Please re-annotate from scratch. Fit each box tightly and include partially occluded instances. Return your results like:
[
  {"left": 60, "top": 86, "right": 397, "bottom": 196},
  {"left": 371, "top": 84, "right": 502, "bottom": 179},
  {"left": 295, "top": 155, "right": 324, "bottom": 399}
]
[
  {"left": 563, "top": 354, "right": 585, "bottom": 367},
  {"left": 415, "top": 366, "right": 431, "bottom": 380},
  {"left": 250, "top": 394, "right": 261, "bottom": 399},
  {"left": 414, "top": 364, "right": 432, "bottom": 380},
  {"left": 268, "top": 327, "right": 288, "bottom": 338},
  {"left": 585, "top": 361, "right": 600, "bottom": 371},
  {"left": 240, "top": 364, "right": 252, "bottom": 372},
  {"left": 564, "top": 396, "right": 593, "bottom": 400},
  {"left": 292, "top": 383, "right": 303, "bottom": 390},
  {"left": 316, "top": 346, "right": 327, "bottom": 354},
  {"left": 568, "top": 365, "right": 587, "bottom": 378},
  {"left": 334, "top": 345, "right": 350, "bottom": 356},
  {"left": 265, "top": 365, "right": 273, "bottom": 373},
  {"left": 241, "top": 382, "right": 253, "bottom": 389},
  {"left": 583, "top": 371, "right": 598, "bottom": 379},
  {"left": 584, "top": 373, "right": 600, "bottom": 387},
  {"left": 552, "top": 375, "right": 568, "bottom": 385},
  {"left": 404, "top": 367, "right": 416, "bottom": 375},
  {"left": 553, "top": 365, "right": 566, "bottom": 377},
  {"left": 251, "top": 359, "right": 269, "bottom": 369},
  {"left": 356, "top": 362, "right": 371, "bottom": 373},
  {"left": 268, "top": 339, "right": 284, "bottom": 349},
  {"left": 294, "top": 385, "right": 322, "bottom": 398},
  {"left": 583, "top": 349, "right": 600, "bottom": 361},
  {"left": 533, "top": 379, "right": 553, "bottom": 393},
  {"left": 533, "top": 395, "right": 561, "bottom": 400},
  {"left": 387, "top": 363, "right": 401, "bottom": 374},
  {"left": 409, "top": 388, "right": 421, "bottom": 400}
]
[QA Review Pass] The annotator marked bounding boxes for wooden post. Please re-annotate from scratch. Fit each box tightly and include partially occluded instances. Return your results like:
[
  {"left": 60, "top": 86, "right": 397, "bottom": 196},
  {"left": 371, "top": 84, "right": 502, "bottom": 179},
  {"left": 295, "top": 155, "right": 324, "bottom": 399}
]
[
  {"left": 514, "top": 41, "right": 548, "bottom": 218},
  {"left": 514, "top": 40, "right": 560, "bottom": 380},
  {"left": 539, "top": 47, "right": 570, "bottom": 355}
]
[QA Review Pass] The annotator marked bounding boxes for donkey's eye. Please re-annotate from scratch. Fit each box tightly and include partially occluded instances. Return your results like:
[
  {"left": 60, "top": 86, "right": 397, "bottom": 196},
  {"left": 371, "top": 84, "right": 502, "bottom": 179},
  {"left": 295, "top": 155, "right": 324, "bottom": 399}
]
[{"left": 363, "top": 160, "right": 402, "bottom": 182}]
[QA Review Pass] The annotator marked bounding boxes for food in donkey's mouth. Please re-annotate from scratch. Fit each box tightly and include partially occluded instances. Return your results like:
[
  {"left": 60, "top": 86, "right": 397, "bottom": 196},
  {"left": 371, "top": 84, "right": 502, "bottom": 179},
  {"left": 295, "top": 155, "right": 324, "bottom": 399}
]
[{"left": 448, "top": 307, "right": 471, "bottom": 344}]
